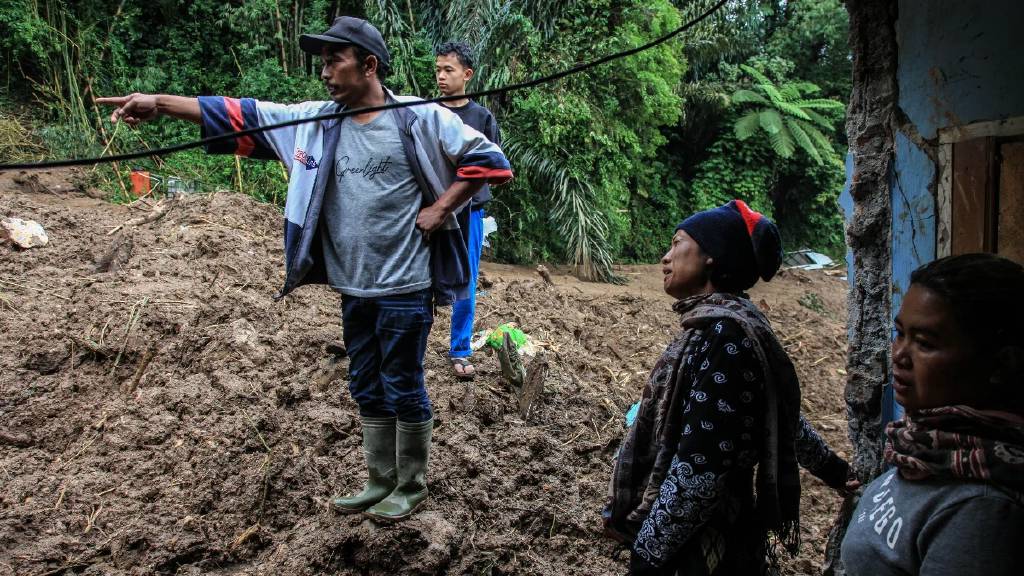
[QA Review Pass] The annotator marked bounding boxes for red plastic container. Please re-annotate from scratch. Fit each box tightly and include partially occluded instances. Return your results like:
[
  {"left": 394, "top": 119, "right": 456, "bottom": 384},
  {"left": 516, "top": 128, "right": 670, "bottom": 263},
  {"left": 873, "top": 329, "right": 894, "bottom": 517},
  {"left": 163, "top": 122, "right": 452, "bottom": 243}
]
[{"left": 130, "top": 170, "right": 150, "bottom": 197}]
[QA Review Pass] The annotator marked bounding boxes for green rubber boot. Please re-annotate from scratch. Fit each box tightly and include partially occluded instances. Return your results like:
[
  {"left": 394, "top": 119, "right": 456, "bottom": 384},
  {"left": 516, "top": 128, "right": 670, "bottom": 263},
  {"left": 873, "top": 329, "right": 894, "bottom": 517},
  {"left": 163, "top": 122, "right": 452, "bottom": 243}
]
[
  {"left": 331, "top": 416, "right": 396, "bottom": 514},
  {"left": 364, "top": 418, "right": 433, "bottom": 521}
]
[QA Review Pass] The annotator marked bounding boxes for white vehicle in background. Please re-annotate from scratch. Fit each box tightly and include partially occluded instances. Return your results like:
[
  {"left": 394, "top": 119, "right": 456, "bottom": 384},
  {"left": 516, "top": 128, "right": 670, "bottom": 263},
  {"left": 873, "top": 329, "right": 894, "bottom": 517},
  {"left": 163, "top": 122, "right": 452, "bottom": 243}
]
[{"left": 783, "top": 249, "right": 836, "bottom": 271}]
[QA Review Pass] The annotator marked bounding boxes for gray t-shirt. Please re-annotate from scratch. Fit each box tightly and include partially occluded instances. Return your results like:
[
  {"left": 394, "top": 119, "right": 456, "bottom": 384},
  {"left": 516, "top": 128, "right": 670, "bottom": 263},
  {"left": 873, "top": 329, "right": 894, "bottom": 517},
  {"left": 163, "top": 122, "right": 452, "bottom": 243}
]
[
  {"left": 841, "top": 468, "right": 1024, "bottom": 576},
  {"left": 320, "top": 110, "right": 432, "bottom": 297}
]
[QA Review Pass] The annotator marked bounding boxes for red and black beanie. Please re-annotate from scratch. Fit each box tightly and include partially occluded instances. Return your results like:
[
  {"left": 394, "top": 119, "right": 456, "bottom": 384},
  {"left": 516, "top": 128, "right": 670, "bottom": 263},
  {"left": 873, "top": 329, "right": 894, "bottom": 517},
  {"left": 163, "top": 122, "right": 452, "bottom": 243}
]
[{"left": 676, "top": 199, "right": 783, "bottom": 292}]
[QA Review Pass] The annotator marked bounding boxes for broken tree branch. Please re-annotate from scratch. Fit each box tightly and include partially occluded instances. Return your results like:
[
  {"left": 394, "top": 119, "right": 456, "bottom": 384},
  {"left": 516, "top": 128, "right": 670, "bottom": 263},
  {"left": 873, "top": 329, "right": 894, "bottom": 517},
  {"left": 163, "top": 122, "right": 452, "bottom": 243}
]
[
  {"left": 107, "top": 199, "right": 172, "bottom": 236},
  {"left": 122, "top": 344, "right": 155, "bottom": 394}
]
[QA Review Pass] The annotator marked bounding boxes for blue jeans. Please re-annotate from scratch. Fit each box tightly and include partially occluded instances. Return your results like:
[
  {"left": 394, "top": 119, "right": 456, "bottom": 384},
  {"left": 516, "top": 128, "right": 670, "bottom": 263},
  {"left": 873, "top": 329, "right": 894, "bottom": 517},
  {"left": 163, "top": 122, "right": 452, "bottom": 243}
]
[
  {"left": 342, "top": 289, "right": 434, "bottom": 423},
  {"left": 450, "top": 208, "right": 484, "bottom": 358}
]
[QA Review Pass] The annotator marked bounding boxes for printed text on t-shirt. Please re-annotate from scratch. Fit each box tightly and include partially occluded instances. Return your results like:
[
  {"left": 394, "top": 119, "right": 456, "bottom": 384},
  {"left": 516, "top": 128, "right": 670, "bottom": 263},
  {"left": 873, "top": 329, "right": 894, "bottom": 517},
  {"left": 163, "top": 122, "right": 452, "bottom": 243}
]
[
  {"left": 336, "top": 155, "right": 392, "bottom": 181},
  {"left": 856, "top": 471, "right": 903, "bottom": 549}
]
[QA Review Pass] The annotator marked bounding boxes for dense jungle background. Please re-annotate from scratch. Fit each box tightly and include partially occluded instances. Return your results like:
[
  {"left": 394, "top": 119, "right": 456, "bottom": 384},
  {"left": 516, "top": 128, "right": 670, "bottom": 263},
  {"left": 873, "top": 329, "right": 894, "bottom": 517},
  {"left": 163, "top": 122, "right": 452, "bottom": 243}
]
[{"left": 0, "top": 0, "right": 851, "bottom": 281}]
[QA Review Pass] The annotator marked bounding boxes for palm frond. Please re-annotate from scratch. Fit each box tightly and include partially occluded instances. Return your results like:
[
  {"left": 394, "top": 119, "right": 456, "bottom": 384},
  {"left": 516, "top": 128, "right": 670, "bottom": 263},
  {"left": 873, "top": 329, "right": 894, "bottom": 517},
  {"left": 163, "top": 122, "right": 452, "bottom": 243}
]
[
  {"left": 365, "top": 0, "right": 420, "bottom": 93},
  {"left": 502, "top": 137, "right": 619, "bottom": 282},
  {"left": 541, "top": 0, "right": 593, "bottom": 39}
]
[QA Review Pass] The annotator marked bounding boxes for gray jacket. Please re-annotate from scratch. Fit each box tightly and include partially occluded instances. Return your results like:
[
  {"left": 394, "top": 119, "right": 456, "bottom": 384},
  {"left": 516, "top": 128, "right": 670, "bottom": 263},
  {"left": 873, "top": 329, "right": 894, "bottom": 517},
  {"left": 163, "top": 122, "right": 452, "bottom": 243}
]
[{"left": 198, "top": 89, "right": 512, "bottom": 304}]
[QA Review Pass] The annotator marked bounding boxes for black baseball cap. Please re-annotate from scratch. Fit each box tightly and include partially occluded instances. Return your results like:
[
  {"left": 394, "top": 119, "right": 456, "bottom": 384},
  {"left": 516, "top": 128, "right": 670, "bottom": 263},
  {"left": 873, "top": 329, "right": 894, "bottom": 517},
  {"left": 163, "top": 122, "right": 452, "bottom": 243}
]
[{"left": 299, "top": 16, "right": 391, "bottom": 69}]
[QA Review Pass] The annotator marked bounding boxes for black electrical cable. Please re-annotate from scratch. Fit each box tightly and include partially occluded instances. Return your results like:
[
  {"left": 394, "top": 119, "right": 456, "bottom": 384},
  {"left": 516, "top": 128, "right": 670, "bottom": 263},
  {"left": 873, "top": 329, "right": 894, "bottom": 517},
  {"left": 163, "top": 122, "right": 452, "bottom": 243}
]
[{"left": 0, "top": 0, "right": 727, "bottom": 171}]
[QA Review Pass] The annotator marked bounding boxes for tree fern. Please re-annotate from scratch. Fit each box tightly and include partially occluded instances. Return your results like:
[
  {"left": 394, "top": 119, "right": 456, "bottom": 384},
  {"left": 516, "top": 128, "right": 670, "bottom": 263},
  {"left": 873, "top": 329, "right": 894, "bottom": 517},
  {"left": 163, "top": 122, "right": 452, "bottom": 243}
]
[
  {"left": 758, "top": 109, "right": 784, "bottom": 135},
  {"left": 786, "top": 81, "right": 821, "bottom": 95},
  {"left": 796, "top": 98, "right": 845, "bottom": 110},
  {"left": 730, "top": 89, "right": 768, "bottom": 105},
  {"left": 803, "top": 123, "right": 843, "bottom": 166},
  {"left": 802, "top": 108, "right": 834, "bottom": 130},
  {"left": 766, "top": 123, "right": 795, "bottom": 158},
  {"left": 778, "top": 84, "right": 802, "bottom": 101},
  {"left": 775, "top": 100, "right": 812, "bottom": 120},
  {"left": 739, "top": 64, "right": 773, "bottom": 88},
  {"left": 788, "top": 120, "right": 821, "bottom": 164},
  {"left": 734, "top": 111, "right": 760, "bottom": 139},
  {"left": 730, "top": 66, "right": 842, "bottom": 165}
]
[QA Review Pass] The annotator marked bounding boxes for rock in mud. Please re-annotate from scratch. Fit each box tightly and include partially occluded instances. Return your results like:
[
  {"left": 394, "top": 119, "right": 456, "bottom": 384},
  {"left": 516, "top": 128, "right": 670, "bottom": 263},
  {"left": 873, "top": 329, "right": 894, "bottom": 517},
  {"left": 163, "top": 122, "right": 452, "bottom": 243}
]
[{"left": 2, "top": 216, "right": 48, "bottom": 248}]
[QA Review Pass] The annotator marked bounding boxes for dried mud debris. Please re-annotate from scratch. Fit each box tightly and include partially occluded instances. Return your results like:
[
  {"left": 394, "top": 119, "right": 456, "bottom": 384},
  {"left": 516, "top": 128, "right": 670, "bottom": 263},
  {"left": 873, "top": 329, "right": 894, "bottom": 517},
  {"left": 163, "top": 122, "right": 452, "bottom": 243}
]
[{"left": 0, "top": 173, "right": 850, "bottom": 576}]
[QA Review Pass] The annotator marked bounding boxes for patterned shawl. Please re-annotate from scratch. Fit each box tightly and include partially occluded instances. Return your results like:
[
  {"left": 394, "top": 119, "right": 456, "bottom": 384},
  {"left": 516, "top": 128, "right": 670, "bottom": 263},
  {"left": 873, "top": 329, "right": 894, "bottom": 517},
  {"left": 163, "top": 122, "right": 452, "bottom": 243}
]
[
  {"left": 885, "top": 405, "right": 1024, "bottom": 502},
  {"left": 605, "top": 293, "right": 802, "bottom": 555}
]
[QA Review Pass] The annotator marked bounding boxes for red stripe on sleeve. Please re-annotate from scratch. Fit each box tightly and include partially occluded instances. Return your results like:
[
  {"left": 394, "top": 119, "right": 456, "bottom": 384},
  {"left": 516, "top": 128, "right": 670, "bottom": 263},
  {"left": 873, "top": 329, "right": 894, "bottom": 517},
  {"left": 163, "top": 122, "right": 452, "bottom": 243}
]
[
  {"left": 224, "top": 97, "right": 255, "bottom": 157},
  {"left": 456, "top": 166, "right": 514, "bottom": 184}
]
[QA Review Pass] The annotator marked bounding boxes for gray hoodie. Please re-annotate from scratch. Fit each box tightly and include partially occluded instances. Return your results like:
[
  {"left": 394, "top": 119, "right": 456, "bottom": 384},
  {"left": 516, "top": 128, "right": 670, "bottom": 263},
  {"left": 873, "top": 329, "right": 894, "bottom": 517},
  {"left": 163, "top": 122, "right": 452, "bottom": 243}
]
[{"left": 841, "top": 468, "right": 1024, "bottom": 575}]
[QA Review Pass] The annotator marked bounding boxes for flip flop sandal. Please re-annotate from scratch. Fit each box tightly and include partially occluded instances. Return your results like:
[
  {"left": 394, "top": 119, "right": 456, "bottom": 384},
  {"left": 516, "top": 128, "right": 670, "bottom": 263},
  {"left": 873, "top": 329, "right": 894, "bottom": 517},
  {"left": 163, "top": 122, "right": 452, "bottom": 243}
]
[{"left": 450, "top": 357, "right": 476, "bottom": 381}]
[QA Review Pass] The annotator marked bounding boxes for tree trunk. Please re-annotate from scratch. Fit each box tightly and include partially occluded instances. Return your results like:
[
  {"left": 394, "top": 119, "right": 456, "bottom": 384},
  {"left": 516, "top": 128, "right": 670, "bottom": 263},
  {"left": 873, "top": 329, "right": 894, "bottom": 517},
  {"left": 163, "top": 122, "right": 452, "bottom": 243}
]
[{"left": 825, "top": 0, "right": 899, "bottom": 572}]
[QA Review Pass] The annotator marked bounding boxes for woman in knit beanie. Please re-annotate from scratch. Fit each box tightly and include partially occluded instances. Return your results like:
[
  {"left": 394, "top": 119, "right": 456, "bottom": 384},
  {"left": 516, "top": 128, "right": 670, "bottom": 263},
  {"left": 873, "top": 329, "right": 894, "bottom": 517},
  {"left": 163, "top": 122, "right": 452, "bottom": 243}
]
[{"left": 605, "top": 200, "right": 852, "bottom": 575}]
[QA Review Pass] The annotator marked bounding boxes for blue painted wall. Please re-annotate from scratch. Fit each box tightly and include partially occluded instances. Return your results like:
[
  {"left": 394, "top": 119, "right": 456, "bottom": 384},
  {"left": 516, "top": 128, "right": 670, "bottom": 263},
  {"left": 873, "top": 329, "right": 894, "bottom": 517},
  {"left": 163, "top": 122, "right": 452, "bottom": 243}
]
[
  {"left": 839, "top": 153, "right": 854, "bottom": 289},
  {"left": 887, "top": 133, "right": 936, "bottom": 422},
  {"left": 898, "top": 0, "right": 1024, "bottom": 140},
  {"left": 848, "top": 1, "right": 1024, "bottom": 423}
]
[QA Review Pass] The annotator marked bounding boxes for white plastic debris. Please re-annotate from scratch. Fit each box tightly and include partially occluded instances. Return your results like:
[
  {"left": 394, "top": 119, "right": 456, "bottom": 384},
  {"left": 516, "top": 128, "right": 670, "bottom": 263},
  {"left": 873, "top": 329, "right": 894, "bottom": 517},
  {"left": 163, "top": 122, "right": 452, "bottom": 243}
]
[
  {"left": 470, "top": 329, "right": 491, "bottom": 352},
  {"left": 1, "top": 217, "right": 48, "bottom": 248},
  {"left": 481, "top": 216, "right": 498, "bottom": 248}
]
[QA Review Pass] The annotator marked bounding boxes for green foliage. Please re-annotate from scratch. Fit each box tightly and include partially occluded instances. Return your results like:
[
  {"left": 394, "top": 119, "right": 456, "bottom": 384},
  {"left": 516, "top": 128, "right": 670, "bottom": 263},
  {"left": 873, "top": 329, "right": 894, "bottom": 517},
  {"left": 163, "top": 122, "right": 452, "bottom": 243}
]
[
  {"left": 764, "top": 0, "right": 851, "bottom": 99},
  {"left": 444, "top": 0, "right": 686, "bottom": 281},
  {"left": 773, "top": 149, "right": 846, "bottom": 257},
  {"left": 659, "top": 1, "right": 850, "bottom": 259},
  {"left": 798, "top": 291, "right": 826, "bottom": 315},
  {"left": 1, "top": 0, "right": 853, "bottom": 277},
  {"left": 689, "top": 123, "right": 776, "bottom": 217},
  {"left": 730, "top": 64, "right": 843, "bottom": 165}
]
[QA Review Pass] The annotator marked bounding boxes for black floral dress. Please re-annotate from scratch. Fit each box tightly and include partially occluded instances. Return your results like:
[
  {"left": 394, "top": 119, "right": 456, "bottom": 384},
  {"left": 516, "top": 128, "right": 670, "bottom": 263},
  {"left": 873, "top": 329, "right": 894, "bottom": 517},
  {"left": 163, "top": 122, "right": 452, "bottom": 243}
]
[
  {"left": 631, "top": 318, "right": 766, "bottom": 574},
  {"left": 629, "top": 318, "right": 848, "bottom": 575}
]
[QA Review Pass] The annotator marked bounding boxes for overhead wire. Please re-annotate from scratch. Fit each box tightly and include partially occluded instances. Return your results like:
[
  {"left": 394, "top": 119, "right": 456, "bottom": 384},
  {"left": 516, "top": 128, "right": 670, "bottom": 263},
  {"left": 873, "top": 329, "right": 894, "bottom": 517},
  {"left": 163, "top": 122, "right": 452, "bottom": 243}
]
[{"left": 0, "top": 0, "right": 727, "bottom": 171}]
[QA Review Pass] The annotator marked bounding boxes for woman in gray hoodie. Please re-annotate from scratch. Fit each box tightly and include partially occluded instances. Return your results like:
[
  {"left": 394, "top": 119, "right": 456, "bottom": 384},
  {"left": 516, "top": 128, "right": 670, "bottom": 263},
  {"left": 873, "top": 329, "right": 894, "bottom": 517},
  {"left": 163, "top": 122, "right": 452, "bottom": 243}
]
[{"left": 841, "top": 253, "right": 1024, "bottom": 575}]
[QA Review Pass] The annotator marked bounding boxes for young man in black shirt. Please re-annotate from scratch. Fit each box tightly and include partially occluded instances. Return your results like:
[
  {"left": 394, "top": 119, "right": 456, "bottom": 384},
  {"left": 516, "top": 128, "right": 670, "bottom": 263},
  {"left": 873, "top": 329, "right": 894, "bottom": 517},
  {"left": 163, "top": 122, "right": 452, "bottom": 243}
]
[{"left": 435, "top": 41, "right": 502, "bottom": 380}]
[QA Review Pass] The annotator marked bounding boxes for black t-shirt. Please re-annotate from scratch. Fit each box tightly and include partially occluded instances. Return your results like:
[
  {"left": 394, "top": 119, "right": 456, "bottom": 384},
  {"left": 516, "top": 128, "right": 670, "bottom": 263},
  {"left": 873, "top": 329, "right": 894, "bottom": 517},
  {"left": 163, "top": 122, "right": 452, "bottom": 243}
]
[{"left": 443, "top": 100, "right": 501, "bottom": 208}]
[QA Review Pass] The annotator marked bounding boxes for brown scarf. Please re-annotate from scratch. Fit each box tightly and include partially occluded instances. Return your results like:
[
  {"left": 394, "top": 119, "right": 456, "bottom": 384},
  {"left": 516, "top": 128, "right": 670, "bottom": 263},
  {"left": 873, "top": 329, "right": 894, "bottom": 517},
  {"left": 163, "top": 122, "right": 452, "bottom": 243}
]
[
  {"left": 605, "top": 293, "right": 802, "bottom": 555},
  {"left": 885, "top": 405, "right": 1024, "bottom": 502}
]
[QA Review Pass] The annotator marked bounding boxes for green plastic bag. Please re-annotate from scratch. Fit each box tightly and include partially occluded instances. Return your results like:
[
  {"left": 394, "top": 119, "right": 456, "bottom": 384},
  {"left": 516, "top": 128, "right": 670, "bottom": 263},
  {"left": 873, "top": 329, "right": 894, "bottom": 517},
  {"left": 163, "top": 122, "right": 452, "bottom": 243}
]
[{"left": 486, "top": 323, "right": 528, "bottom": 351}]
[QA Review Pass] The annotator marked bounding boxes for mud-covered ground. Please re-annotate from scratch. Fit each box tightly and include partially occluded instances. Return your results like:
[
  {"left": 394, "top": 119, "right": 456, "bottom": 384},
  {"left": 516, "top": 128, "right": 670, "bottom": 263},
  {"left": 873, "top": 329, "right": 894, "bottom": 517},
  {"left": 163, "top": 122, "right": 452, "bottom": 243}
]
[{"left": 0, "top": 171, "right": 851, "bottom": 575}]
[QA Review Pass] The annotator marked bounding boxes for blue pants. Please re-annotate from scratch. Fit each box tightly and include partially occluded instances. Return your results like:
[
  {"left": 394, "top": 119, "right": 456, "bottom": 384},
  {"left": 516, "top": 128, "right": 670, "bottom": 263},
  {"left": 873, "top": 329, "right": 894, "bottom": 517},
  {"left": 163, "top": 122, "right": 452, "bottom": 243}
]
[
  {"left": 342, "top": 289, "right": 434, "bottom": 423},
  {"left": 450, "top": 208, "right": 484, "bottom": 358}
]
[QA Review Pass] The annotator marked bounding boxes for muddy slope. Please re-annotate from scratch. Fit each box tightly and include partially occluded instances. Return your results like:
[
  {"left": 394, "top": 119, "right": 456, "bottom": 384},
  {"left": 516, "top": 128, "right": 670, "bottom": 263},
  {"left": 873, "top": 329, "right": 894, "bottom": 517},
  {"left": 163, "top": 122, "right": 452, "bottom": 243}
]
[{"left": 0, "top": 172, "right": 851, "bottom": 576}]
